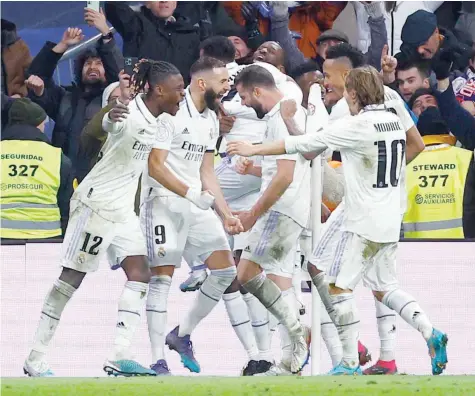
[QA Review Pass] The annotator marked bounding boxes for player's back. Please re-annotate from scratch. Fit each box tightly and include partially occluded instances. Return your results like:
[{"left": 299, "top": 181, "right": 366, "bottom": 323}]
[
  {"left": 337, "top": 108, "right": 406, "bottom": 243},
  {"left": 74, "top": 95, "right": 157, "bottom": 222}
]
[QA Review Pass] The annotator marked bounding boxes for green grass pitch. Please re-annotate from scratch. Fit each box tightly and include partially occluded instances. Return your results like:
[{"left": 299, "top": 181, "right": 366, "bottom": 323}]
[{"left": 2, "top": 376, "right": 475, "bottom": 396}]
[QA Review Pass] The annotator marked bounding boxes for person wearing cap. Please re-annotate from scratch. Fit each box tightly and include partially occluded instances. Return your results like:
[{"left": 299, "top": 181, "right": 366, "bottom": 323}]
[
  {"left": 403, "top": 105, "right": 473, "bottom": 239},
  {"left": 1, "top": 98, "right": 73, "bottom": 239},
  {"left": 400, "top": 9, "right": 473, "bottom": 71}
]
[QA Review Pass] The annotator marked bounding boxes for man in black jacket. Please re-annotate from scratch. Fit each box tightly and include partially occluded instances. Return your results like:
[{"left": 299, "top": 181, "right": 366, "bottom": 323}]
[
  {"left": 26, "top": 18, "right": 122, "bottom": 174},
  {"left": 104, "top": 1, "right": 201, "bottom": 83}
]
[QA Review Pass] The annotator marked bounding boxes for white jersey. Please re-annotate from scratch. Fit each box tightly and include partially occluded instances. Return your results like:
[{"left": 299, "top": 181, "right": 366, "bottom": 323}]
[
  {"left": 328, "top": 86, "right": 414, "bottom": 215},
  {"left": 285, "top": 105, "right": 406, "bottom": 243},
  {"left": 261, "top": 99, "right": 311, "bottom": 227},
  {"left": 73, "top": 95, "right": 160, "bottom": 222},
  {"left": 222, "top": 61, "right": 303, "bottom": 143},
  {"left": 142, "top": 87, "right": 219, "bottom": 198}
]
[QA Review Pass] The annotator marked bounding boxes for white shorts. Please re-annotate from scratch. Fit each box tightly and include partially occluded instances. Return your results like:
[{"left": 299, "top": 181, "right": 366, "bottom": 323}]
[
  {"left": 326, "top": 231, "right": 399, "bottom": 292},
  {"left": 141, "top": 196, "right": 230, "bottom": 268},
  {"left": 308, "top": 203, "right": 346, "bottom": 272},
  {"left": 61, "top": 201, "right": 146, "bottom": 273},
  {"left": 215, "top": 156, "right": 261, "bottom": 212},
  {"left": 241, "top": 210, "right": 303, "bottom": 278}
]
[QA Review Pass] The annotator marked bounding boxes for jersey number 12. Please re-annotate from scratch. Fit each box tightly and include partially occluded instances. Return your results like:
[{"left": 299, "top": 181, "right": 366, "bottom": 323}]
[{"left": 373, "top": 139, "right": 406, "bottom": 188}]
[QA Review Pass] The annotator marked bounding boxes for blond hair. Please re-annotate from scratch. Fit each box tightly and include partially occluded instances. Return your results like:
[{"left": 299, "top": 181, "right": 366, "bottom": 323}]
[{"left": 345, "top": 66, "right": 384, "bottom": 108}]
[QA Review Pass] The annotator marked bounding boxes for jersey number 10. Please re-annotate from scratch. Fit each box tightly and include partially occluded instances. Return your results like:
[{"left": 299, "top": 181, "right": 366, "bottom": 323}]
[{"left": 373, "top": 139, "right": 406, "bottom": 188}]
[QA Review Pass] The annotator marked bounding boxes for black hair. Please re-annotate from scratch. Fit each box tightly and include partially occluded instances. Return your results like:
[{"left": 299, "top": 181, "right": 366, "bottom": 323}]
[
  {"left": 130, "top": 59, "right": 181, "bottom": 98},
  {"left": 408, "top": 87, "right": 435, "bottom": 109},
  {"left": 289, "top": 60, "right": 321, "bottom": 80},
  {"left": 395, "top": 52, "right": 431, "bottom": 78},
  {"left": 326, "top": 43, "right": 365, "bottom": 68},
  {"left": 73, "top": 48, "right": 102, "bottom": 86},
  {"left": 199, "top": 36, "right": 236, "bottom": 64},
  {"left": 190, "top": 56, "right": 226, "bottom": 77},
  {"left": 234, "top": 64, "right": 276, "bottom": 90}
]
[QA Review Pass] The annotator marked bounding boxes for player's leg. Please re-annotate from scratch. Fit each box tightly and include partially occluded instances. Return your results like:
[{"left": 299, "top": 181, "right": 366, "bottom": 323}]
[
  {"left": 363, "top": 296, "right": 398, "bottom": 375},
  {"left": 326, "top": 232, "right": 366, "bottom": 376},
  {"left": 368, "top": 243, "right": 448, "bottom": 375},
  {"left": 292, "top": 244, "right": 305, "bottom": 315},
  {"left": 103, "top": 214, "right": 156, "bottom": 377},
  {"left": 166, "top": 208, "right": 236, "bottom": 373},
  {"left": 179, "top": 256, "right": 207, "bottom": 293},
  {"left": 234, "top": 233, "right": 273, "bottom": 375},
  {"left": 141, "top": 197, "right": 189, "bottom": 375},
  {"left": 238, "top": 211, "right": 309, "bottom": 374},
  {"left": 24, "top": 203, "right": 103, "bottom": 377}
]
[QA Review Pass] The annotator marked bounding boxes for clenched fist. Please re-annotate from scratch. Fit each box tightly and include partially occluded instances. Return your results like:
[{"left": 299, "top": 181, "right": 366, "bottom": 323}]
[
  {"left": 25, "top": 75, "right": 45, "bottom": 97},
  {"left": 280, "top": 99, "right": 297, "bottom": 120}
]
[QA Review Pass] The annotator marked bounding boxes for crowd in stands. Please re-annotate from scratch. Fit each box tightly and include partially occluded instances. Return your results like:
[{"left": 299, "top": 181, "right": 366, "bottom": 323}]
[{"left": 1, "top": 1, "right": 475, "bottom": 240}]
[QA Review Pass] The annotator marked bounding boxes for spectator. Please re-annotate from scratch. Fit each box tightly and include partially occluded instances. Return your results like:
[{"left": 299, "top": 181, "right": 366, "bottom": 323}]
[
  {"left": 26, "top": 20, "right": 122, "bottom": 173},
  {"left": 253, "top": 41, "right": 286, "bottom": 73},
  {"left": 223, "top": 1, "right": 346, "bottom": 59},
  {"left": 104, "top": 1, "right": 201, "bottom": 83},
  {"left": 1, "top": 18, "right": 32, "bottom": 97},
  {"left": 352, "top": 1, "right": 443, "bottom": 56},
  {"left": 270, "top": 2, "right": 386, "bottom": 72},
  {"left": 218, "top": 24, "right": 257, "bottom": 65},
  {"left": 1, "top": 98, "right": 73, "bottom": 239},
  {"left": 1, "top": 91, "right": 15, "bottom": 128},
  {"left": 395, "top": 55, "right": 431, "bottom": 102},
  {"left": 400, "top": 9, "right": 473, "bottom": 72},
  {"left": 409, "top": 86, "right": 475, "bottom": 151},
  {"left": 288, "top": 60, "right": 324, "bottom": 109},
  {"left": 452, "top": 52, "right": 475, "bottom": 115},
  {"left": 403, "top": 106, "right": 473, "bottom": 239}
]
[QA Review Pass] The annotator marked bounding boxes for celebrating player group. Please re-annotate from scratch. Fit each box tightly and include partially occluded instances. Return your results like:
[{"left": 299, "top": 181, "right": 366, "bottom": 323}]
[{"left": 23, "top": 38, "right": 448, "bottom": 378}]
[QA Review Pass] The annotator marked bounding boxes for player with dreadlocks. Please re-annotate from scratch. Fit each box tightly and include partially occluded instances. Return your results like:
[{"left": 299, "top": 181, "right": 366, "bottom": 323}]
[{"left": 23, "top": 60, "right": 185, "bottom": 378}]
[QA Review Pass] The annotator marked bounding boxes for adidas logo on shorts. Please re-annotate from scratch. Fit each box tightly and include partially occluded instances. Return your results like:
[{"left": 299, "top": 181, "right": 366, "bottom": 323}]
[
  {"left": 182, "top": 128, "right": 190, "bottom": 134},
  {"left": 244, "top": 246, "right": 251, "bottom": 253}
]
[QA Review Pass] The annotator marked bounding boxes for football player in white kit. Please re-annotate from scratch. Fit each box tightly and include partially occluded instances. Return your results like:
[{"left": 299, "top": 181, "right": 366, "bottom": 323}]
[
  {"left": 140, "top": 57, "right": 244, "bottom": 375},
  {"left": 228, "top": 65, "right": 448, "bottom": 376},
  {"left": 23, "top": 62, "right": 186, "bottom": 377},
  {"left": 230, "top": 64, "right": 311, "bottom": 375}
]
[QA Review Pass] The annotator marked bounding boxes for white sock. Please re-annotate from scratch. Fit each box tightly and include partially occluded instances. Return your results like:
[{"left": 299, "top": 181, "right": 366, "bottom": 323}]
[
  {"left": 242, "top": 292, "right": 273, "bottom": 362},
  {"left": 146, "top": 275, "right": 171, "bottom": 362},
  {"left": 320, "top": 302, "right": 342, "bottom": 367},
  {"left": 112, "top": 281, "right": 148, "bottom": 360},
  {"left": 268, "top": 311, "right": 279, "bottom": 332},
  {"left": 223, "top": 291, "right": 259, "bottom": 361},
  {"left": 179, "top": 266, "right": 236, "bottom": 336},
  {"left": 312, "top": 272, "right": 337, "bottom": 323},
  {"left": 374, "top": 297, "right": 397, "bottom": 361},
  {"left": 279, "top": 288, "right": 299, "bottom": 363},
  {"left": 382, "top": 289, "right": 433, "bottom": 341},
  {"left": 331, "top": 293, "right": 359, "bottom": 368},
  {"left": 29, "top": 279, "right": 76, "bottom": 362},
  {"left": 292, "top": 256, "right": 303, "bottom": 310}
]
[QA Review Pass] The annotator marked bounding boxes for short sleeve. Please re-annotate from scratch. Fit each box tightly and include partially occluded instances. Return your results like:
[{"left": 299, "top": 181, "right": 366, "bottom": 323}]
[
  {"left": 153, "top": 115, "right": 175, "bottom": 150},
  {"left": 319, "top": 118, "right": 362, "bottom": 151}
]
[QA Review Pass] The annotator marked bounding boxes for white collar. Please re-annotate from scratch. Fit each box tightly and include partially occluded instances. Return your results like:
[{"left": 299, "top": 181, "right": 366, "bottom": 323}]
[
  {"left": 184, "top": 87, "right": 211, "bottom": 119},
  {"left": 135, "top": 94, "right": 160, "bottom": 124}
]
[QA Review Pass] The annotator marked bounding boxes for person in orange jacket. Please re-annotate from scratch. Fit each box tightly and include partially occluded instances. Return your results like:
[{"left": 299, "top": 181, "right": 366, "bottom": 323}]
[{"left": 223, "top": 1, "right": 346, "bottom": 59}]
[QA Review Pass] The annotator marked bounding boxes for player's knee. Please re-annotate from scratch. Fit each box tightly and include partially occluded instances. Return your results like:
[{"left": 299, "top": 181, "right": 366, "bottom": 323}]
[
  {"left": 59, "top": 267, "right": 86, "bottom": 289},
  {"left": 328, "top": 283, "right": 349, "bottom": 295},
  {"left": 372, "top": 288, "right": 395, "bottom": 302},
  {"left": 122, "top": 256, "right": 151, "bottom": 283},
  {"left": 224, "top": 276, "right": 240, "bottom": 294}
]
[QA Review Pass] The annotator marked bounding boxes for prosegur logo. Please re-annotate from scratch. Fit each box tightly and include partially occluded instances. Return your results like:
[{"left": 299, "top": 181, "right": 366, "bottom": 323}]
[
  {"left": 415, "top": 193, "right": 455, "bottom": 205},
  {"left": 1, "top": 183, "right": 43, "bottom": 191}
]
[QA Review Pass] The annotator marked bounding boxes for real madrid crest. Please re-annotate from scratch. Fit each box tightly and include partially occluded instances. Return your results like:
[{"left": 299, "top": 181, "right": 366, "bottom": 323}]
[{"left": 157, "top": 247, "right": 166, "bottom": 258}]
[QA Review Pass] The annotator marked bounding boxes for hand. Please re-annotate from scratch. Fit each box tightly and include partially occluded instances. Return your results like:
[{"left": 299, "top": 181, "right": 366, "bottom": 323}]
[
  {"left": 84, "top": 7, "right": 109, "bottom": 36},
  {"left": 227, "top": 141, "right": 256, "bottom": 157},
  {"left": 118, "top": 70, "right": 131, "bottom": 105},
  {"left": 235, "top": 157, "right": 254, "bottom": 175},
  {"left": 224, "top": 215, "right": 244, "bottom": 235},
  {"left": 269, "top": 1, "right": 290, "bottom": 18},
  {"left": 218, "top": 104, "right": 236, "bottom": 134},
  {"left": 232, "top": 210, "right": 257, "bottom": 232},
  {"left": 60, "top": 27, "right": 84, "bottom": 47},
  {"left": 321, "top": 203, "right": 331, "bottom": 223},
  {"left": 381, "top": 44, "right": 397, "bottom": 75},
  {"left": 108, "top": 100, "right": 129, "bottom": 122},
  {"left": 241, "top": 2, "right": 258, "bottom": 23},
  {"left": 25, "top": 75, "right": 45, "bottom": 97},
  {"left": 432, "top": 47, "right": 456, "bottom": 80},
  {"left": 280, "top": 99, "right": 297, "bottom": 120}
]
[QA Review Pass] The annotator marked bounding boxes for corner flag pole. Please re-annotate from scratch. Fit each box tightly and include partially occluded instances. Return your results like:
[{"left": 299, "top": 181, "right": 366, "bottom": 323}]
[{"left": 307, "top": 83, "right": 329, "bottom": 375}]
